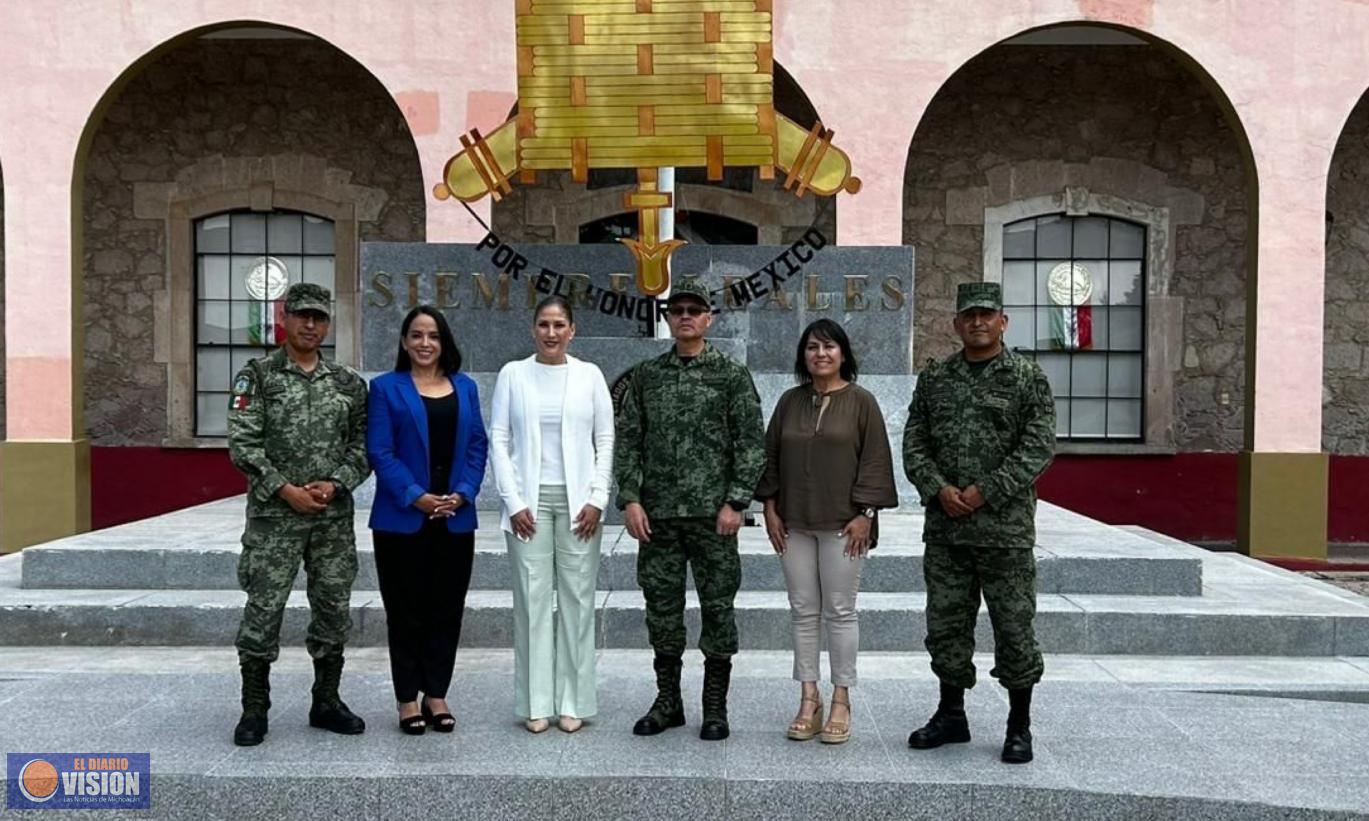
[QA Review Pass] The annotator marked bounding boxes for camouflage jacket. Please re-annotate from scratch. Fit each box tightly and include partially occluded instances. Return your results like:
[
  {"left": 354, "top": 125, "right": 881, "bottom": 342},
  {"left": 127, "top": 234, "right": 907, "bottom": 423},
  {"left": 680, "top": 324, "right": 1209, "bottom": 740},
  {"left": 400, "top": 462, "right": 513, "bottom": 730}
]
[
  {"left": 227, "top": 347, "right": 371, "bottom": 519},
  {"left": 614, "top": 342, "right": 766, "bottom": 519},
  {"left": 903, "top": 347, "right": 1055, "bottom": 548}
]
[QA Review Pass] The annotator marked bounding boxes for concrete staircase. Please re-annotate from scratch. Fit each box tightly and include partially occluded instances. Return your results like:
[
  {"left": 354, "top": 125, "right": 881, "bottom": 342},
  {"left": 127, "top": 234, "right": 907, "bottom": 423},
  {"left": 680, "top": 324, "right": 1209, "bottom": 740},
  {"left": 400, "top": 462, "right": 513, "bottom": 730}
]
[{"left": 3, "top": 497, "right": 1368, "bottom": 655}]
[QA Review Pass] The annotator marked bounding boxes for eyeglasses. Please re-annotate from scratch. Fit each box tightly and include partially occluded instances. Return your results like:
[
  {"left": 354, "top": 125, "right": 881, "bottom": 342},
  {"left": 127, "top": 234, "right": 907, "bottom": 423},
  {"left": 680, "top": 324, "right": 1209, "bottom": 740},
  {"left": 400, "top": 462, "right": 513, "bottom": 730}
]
[{"left": 667, "top": 304, "right": 709, "bottom": 318}]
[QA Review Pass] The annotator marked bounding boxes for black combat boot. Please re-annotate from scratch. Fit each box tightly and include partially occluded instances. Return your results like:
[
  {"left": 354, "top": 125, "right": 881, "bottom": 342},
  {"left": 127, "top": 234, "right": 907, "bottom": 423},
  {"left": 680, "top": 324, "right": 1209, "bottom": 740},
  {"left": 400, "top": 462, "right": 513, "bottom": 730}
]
[
  {"left": 233, "top": 659, "right": 271, "bottom": 747},
  {"left": 633, "top": 653, "right": 686, "bottom": 736},
  {"left": 908, "top": 681, "right": 971, "bottom": 749},
  {"left": 308, "top": 655, "right": 366, "bottom": 735},
  {"left": 698, "top": 655, "right": 732, "bottom": 741},
  {"left": 1001, "top": 686, "right": 1034, "bottom": 764}
]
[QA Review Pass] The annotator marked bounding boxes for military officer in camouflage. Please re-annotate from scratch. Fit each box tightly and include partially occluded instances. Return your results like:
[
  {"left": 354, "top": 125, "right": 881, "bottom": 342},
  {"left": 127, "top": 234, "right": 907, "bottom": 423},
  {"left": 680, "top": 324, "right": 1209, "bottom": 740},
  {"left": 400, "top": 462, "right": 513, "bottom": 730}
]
[
  {"left": 227, "top": 282, "right": 371, "bottom": 747},
  {"left": 615, "top": 278, "right": 766, "bottom": 741},
  {"left": 902, "top": 281, "right": 1056, "bottom": 764}
]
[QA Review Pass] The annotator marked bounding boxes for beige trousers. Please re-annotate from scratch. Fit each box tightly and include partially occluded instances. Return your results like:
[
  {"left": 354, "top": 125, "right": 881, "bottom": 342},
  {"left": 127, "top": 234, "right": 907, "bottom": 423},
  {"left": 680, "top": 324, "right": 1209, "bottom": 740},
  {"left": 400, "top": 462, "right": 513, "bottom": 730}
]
[{"left": 780, "top": 528, "right": 863, "bottom": 687}]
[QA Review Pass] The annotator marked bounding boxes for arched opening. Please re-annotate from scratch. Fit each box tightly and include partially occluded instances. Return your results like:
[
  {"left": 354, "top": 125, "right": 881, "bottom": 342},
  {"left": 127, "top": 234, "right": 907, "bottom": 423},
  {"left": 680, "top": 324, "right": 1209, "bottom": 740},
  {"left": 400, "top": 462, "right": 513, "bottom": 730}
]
[
  {"left": 1322, "top": 89, "right": 1369, "bottom": 543},
  {"left": 492, "top": 62, "right": 834, "bottom": 246},
  {"left": 904, "top": 23, "right": 1255, "bottom": 450},
  {"left": 1324, "top": 92, "right": 1369, "bottom": 456},
  {"left": 902, "top": 22, "right": 1257, "bottom": 540},
  {"left": 74, "top": 22, "right": 425, "bottom": 526}
]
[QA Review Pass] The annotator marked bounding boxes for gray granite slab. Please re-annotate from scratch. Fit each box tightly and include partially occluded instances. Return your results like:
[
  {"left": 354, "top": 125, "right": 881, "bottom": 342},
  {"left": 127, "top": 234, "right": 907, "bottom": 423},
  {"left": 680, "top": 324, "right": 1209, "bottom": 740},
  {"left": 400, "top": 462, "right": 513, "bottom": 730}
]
[
  {"left": 6, "top": 587, "right": 1369, "bottom": 656},
  {"left": 727, "top": 780, "right": 973, "bottom": 821},
  {"left": 1336, "top": 616, "right": 1369, "bottom": 655},
  {"left": 20, "top": 538, "right": 1204, "bottom": 596},
  {"left": 2, "top": 654, "right": 1369, "bottom": 818},
  {"left": 360, "top": 241, "right": 915, "bottom": 375},
  {"left": 1083, "top": 612, "right": 1337, "bottom": 656}
]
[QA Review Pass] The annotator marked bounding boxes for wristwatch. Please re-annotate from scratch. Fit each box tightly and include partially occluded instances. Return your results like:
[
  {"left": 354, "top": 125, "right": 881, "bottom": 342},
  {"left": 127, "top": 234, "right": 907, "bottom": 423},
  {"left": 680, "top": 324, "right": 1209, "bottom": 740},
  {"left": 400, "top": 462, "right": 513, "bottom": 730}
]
[
  {"left": 861, "top": 507, "right": 876, "bottom": 519},
  {"left": 727, "top": 500, "right": 750, "bottom": 512}
]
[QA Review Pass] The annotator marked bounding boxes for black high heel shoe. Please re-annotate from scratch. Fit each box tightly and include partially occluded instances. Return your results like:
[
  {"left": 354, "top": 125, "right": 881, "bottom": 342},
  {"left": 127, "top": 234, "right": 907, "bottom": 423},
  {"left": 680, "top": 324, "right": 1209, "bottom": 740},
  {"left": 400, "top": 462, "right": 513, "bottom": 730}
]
[
  {"left": 422, "top": 698, "right": 456, "bottom": 733},
  {"left": 398, "top": 703, "right": 426, "bottom": 736}
]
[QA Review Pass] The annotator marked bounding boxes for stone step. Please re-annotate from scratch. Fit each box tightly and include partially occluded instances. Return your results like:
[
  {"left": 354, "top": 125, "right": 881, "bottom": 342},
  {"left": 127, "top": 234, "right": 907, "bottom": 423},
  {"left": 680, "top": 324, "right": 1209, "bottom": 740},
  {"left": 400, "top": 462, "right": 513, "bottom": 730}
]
[
  {"left": 6, "top": 650, "right": 1369, "bottom": 819},
  {"left": 17, "top": 532, "right": 1203, "bottom": 596},
  {"left": 2, "top": 586, "right": 1365, "bottom": 656}
]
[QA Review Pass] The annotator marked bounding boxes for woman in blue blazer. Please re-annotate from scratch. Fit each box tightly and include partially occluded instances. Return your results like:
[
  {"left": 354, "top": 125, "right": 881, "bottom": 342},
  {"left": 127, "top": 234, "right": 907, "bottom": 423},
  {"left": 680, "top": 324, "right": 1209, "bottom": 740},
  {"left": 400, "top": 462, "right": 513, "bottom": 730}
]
[{"left": 367, "top": 305, "right": 488, "bottom": 735}]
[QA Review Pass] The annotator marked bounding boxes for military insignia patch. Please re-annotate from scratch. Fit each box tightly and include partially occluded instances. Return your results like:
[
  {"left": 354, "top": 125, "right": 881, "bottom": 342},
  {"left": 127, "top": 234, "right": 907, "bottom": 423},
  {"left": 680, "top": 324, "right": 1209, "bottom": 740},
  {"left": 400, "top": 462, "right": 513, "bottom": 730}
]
[
  {"left": 230, "top": 394, "right": 250, "bottom": 411},
  {"left": 233, "top": 375, "right": 250, "bottom": 395}
]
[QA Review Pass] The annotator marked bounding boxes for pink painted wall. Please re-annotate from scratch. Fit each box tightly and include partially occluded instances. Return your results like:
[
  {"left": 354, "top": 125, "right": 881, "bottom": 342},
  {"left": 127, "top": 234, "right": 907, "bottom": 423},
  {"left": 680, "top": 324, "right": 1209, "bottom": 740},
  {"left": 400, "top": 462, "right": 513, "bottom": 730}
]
[{"left": 2, "top": 0, "right": 1368, "bottom": 451}]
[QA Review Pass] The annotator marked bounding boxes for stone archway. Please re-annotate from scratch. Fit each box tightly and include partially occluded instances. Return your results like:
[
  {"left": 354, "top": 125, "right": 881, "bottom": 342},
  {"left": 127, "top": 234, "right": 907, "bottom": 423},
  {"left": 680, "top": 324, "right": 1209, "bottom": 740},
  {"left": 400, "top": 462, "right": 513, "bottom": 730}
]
[
  {"left": 74, "top": 23, "right": 426, "bottom": 526},
  {"left": 1322, "top": 89, "right": 1369, "bottom": 544},
  {"left": 79, "top": 25, "right": 425, "bottom": 448},
  {"left": 491, "top": 62, "right": 836, "bottom": 246},
  {"left": 903, "top": 24, "right": 1255, "bottom": 455},
  {"left": 1324, "top": 92, "right": 1369, "bottom": 457}
]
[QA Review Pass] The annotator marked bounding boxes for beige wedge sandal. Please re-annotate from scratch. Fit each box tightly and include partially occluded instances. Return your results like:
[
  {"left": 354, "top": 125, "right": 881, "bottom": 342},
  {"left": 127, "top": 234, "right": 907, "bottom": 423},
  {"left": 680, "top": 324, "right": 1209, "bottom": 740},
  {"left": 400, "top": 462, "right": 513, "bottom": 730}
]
[
  {"left": 820, "top": 694, "right": 851, "bottom": 744},
  {"left": 786, "top": 695, "right": 824, "bottom": 741}
]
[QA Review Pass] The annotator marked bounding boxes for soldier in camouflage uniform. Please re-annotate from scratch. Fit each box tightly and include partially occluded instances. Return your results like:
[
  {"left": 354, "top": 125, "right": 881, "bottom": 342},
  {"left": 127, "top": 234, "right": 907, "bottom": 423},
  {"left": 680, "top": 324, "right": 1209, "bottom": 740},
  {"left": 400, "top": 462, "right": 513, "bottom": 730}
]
[
  {"left": 902, "top": 281, "right": 1056, "bottom": 764},
  {"left": 227, "top": 282, "right": 372, "bottom": 747},
  {"left": 615, "top": 278, "right": 766, "bottom": 741}
]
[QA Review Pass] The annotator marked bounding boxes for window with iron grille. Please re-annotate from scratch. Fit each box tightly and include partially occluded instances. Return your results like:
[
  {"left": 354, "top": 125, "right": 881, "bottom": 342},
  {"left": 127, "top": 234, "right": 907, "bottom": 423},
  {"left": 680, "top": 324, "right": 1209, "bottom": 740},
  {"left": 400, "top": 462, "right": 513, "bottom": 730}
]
[
  {"left": 193, "top": 210, "right": 336, "bottom": 437},
  {"left": 1001, "top": 214, "right": 1146, "bottom": 440}
]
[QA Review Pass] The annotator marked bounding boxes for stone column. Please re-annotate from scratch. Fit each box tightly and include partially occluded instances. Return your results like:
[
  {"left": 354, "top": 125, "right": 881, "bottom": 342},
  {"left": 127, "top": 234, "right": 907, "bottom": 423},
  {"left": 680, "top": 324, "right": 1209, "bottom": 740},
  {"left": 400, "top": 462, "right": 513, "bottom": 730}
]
[{"left": 1238, "top": 158, "right": 1329, "bottom": 560}]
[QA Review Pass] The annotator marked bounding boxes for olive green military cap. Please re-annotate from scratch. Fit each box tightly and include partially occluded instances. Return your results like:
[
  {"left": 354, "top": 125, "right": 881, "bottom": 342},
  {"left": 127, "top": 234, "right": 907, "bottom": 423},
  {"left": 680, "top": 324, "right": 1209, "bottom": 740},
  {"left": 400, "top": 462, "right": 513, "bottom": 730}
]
[
  {"left": 284, "top": 282, "right": 332, "bottom": 318},
  {"left": 666, "top": 278, "right": 713, "bottom": 306},
  {"left": 957, "top": 282, "right": 1003, "bottom": 313}
]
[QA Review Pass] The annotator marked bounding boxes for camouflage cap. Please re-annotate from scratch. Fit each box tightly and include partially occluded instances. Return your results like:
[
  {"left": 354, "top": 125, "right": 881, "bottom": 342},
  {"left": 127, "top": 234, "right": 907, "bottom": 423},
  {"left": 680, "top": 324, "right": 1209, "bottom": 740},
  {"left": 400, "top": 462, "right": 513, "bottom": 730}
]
[
  {"left": 284, "top": 282, "right": 332, "bottom": 318},
  {"left": 957, "top": 281, "right": 1002, "bottom": 313},
  {"left": 666, "top": 278, "right": 714, "bottom": 306}
]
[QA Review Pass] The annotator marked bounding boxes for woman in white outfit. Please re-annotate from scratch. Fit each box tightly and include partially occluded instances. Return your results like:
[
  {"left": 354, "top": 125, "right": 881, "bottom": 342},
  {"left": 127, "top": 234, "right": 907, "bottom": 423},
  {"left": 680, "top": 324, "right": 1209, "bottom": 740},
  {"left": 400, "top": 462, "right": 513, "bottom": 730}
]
[{"left": 490, "top": 295, "right": 615, "bottom": 733}]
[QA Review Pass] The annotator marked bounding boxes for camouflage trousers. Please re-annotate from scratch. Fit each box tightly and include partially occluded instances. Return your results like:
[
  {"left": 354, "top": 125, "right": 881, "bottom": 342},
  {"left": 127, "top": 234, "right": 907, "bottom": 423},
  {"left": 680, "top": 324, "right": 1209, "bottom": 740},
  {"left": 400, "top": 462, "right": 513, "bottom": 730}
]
[
  {"left": 923, "top": 542, "right": 1043, "bottom": 690},
  {"left": 236, "top": 515, "right": 358, "bottom": 664},
  {"left": 637, "top": 518, "right": 741, "bottom": 658}
]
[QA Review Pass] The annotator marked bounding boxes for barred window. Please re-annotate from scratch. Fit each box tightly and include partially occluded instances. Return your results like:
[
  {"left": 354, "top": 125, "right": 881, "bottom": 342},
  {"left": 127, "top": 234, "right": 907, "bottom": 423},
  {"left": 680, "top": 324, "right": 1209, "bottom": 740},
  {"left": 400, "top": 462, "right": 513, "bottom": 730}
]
[
  {"left": 193, "top": 211, "right": 336, "bottom": 436},
  {"left": 1001, "top": 214, "right": 1146, "bottom": 440}
]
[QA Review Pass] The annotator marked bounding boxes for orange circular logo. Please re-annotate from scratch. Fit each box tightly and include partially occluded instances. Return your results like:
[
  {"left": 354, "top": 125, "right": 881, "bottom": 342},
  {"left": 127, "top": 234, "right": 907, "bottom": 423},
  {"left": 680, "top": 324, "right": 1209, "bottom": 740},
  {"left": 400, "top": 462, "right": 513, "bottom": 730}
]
[{"left": 19, "top": 759, "right": 59, "bottom": 802}]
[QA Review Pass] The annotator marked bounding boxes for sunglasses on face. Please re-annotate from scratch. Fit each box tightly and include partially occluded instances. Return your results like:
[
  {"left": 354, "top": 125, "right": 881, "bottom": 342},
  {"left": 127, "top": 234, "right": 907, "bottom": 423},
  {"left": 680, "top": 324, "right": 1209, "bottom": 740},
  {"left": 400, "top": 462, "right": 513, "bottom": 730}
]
[{"left": 667, "top": 304, "right": 709, "bottom": 318}]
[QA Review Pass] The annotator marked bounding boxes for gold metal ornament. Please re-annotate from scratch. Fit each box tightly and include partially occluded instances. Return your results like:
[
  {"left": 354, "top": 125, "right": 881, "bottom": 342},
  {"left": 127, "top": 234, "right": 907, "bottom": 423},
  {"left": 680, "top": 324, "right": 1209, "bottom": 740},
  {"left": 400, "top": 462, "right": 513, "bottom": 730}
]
[{"left": 439, "top": 0, "right": 860, "bottom": 297}]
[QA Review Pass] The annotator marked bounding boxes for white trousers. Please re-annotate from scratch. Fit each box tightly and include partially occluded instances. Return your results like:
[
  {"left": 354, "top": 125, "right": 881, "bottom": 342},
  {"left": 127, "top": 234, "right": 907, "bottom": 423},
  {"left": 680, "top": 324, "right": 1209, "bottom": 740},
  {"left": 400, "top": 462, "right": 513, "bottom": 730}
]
[
  {"left": 780, "top": 528, "right": 863, "bottom": 687},
  {"left": 508, "top": 484, "right": 602, "bottom": 719}
]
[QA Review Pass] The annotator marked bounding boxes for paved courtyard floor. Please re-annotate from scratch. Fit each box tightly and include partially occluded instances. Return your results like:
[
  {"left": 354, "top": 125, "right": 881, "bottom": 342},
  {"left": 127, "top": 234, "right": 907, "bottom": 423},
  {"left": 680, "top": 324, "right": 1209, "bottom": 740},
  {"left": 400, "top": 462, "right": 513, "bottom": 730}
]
[{"left": 2, "top": 647, "right": 1368, "bottom": 819}]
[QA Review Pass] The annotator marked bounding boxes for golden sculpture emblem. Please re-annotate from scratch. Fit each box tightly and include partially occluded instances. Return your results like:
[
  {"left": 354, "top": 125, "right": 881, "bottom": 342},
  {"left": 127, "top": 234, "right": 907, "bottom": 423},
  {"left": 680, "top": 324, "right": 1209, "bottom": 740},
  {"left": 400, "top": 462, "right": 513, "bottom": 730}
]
[{"left": 435, "top": 0, "right": 861, "bottom": 296}]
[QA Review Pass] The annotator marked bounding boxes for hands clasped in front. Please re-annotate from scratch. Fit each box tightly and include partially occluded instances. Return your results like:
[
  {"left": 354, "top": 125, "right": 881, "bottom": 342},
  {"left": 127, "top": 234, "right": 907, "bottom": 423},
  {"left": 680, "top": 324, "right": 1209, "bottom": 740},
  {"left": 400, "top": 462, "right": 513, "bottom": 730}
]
[
  {"left": 938, "top": 484, "right": 985, "bottom": 518},
  {"left": 416, "top": 492, "right": 465, "bottom": 519},
  {"left": 278, "top": 481, "right": 340, "bottom": 515}
]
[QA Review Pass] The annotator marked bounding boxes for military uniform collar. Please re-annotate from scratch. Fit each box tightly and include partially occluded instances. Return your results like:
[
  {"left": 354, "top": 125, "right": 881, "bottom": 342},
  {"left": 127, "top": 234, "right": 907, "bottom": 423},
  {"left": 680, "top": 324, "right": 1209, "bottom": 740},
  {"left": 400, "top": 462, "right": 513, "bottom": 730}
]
[
  {"left": 951, "top": 346, "right": 1014, "bottom": 375},
  {"left": 268, "top": 346, "right": 335, "bottom": 377},
  {"left": 661, "top": 341, "right": 719, "bottom": 368}
]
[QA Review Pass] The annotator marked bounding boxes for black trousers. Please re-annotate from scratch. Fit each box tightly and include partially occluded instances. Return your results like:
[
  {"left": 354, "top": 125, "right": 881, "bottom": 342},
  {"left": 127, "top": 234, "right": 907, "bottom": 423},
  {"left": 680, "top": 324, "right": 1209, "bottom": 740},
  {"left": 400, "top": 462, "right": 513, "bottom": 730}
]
[{"left": 372, "top": 522, "right": 475, "bottom": 702}]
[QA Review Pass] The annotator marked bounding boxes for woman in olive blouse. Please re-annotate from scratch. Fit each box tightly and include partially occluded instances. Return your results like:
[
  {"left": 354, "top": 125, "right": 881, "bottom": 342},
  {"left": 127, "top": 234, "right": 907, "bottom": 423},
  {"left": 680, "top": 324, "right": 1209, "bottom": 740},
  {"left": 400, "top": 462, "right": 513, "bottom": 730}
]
[{"left": 757, "top": 318, "right": 898, "bottom": 745}]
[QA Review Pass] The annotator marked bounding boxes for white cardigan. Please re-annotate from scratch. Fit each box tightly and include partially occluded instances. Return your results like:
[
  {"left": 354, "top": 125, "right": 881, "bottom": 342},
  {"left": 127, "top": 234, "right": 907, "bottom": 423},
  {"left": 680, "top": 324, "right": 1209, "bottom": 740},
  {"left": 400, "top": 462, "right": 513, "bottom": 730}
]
[{"left": 489, "top": 354, "right": 615, "bottom": 534}]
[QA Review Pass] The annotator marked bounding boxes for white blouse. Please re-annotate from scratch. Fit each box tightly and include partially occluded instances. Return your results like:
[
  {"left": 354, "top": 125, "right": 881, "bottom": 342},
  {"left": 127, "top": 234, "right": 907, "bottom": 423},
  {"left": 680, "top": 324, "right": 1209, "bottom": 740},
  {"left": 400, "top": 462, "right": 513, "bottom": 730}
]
[{"left": 534, "top": 361, "right": 568, "bottom": 486}]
